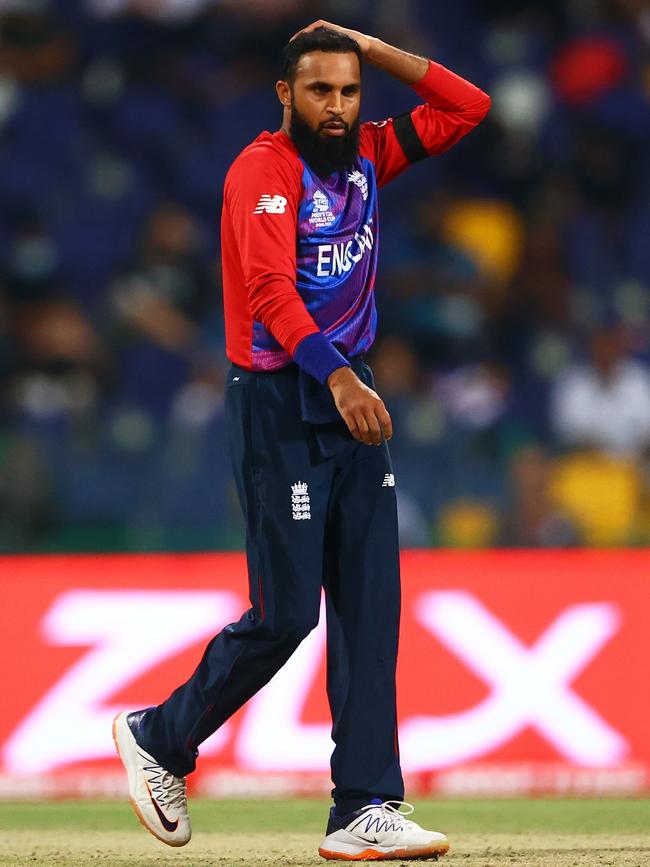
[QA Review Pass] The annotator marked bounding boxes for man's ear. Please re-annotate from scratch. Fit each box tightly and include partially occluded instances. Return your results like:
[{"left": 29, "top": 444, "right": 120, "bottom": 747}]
[{"left": 276, "top": 80, "right": 292, "bottom": 108}]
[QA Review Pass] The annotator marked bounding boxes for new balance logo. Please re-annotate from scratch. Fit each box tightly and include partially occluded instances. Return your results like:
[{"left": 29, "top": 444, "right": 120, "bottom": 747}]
[
  {"left": 253, "top": 194, "right": 287, "bottom": 214},
  {"left": 382, "top": 474, "right": 395, "bottom": 487},
  {"left": 291, "top": 481, "right": 311, "bottom": 520}
]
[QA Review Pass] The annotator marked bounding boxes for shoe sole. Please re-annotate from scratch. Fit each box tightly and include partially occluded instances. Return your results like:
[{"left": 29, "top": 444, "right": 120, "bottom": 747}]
[
  {"left": 112, "top": 713, "right": 188, "bottom": 848},
  {"left": 318, "top": 841, "right": 449, "bottom": 861}
]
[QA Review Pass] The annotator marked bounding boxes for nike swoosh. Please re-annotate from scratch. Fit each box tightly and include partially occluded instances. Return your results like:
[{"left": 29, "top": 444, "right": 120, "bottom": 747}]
[
  {"left": 145, "top": 780, "right": 179, "bottom": 832},
  {"left": 350, "top": 826, "right": 380, "bottom": 844}
]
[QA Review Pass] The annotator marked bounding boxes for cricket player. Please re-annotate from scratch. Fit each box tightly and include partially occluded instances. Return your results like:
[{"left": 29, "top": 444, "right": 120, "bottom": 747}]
[{"left": 114, "top": 20, "right": 490, "bottom": 861}]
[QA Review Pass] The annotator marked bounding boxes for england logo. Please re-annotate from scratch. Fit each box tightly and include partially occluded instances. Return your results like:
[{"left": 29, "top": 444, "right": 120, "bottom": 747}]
[
  {"left": 291, "top": 481, "right": 311, "bottom": 520},
  {"left": 348, "top": 170, "right": 368, "bottom": 201}
]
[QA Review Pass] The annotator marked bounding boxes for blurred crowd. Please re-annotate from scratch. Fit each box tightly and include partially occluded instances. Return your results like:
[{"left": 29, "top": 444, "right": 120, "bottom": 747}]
[{"left": 1, "top": 0, "right": 650, "bottom": 552}]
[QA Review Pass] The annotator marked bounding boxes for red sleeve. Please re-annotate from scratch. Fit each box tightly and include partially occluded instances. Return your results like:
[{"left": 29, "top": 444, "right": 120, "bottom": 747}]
[
  {"left": 224, "top": 146, "right": 319, "bottom": 356},
  {"left": 359, "top": 60, "right": 491, "bottom": 187}
]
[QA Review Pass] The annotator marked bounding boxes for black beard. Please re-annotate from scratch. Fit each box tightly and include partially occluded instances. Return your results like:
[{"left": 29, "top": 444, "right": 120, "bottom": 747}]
[{"left": 289, "top": 103, "right": 360, "bottom": 178}]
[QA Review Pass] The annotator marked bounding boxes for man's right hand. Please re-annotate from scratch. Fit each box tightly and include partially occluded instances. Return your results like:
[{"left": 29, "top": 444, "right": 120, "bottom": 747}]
[{"left": 327, "top": 366, "right": 392, "bottom": 445}]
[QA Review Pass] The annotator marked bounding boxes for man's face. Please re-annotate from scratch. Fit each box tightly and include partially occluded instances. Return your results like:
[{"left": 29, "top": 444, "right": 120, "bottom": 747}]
[
  {"left": 290, "top": 50, "right": 361, "bottom": 136},
  {"left": 590, "top": 327, "right": 625, "bottom": 377},
  {"left": 278, "top": 50, "right": 361, "bottom": 177}
]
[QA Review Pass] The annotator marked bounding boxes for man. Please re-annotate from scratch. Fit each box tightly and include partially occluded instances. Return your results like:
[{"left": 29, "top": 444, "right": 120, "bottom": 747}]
[
  {"left": 552, "top": 323, "right": 650, "bottom": 458},
  {"left": 113, "top": 20, "right": 490, "bottom": 861}
]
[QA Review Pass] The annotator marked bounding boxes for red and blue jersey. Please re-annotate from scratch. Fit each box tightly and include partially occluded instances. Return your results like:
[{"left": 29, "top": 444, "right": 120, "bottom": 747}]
[
  {"left": 252, "top": 154, "right": 380, "bottom": 367},
  {"left": 221, "top": 60, "right": 490, "bottom": 379}
]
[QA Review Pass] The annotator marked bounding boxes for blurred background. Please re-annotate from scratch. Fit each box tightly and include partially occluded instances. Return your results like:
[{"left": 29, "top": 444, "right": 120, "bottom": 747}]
[{"left": 1, "top": 0, "right": 650, "bottom": 554}]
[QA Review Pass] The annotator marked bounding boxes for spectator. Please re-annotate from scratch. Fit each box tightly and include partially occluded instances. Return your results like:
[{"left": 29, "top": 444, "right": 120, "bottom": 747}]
[
  {"left": 1, "top": 212, "right": 107, "bottom": 421},
  {"left": 0, "top": 1, "right": 649, "bottom": 550},
  {"left": 498, "top": 445, "right": 579, "bottom": 547},
  {"left": 551, "top": 325, "right": 650, "bottom": 457},
  {"left": 111, "top": 201, "right": 217, "bottom": 360}
]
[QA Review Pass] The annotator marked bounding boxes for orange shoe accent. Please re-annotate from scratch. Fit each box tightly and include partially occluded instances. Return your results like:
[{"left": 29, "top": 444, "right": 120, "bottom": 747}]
[
  {"left": 112, "top": 715, "right": 187, "bottom": 848},
  {"left": 318, "top": 840, "right": 449, "bottom": 860}
]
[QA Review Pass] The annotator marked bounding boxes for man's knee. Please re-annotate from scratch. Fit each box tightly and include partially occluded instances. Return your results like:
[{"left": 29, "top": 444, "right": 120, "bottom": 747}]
[{"left": 267, "top": 609, "right": 320, "bottom": 647}]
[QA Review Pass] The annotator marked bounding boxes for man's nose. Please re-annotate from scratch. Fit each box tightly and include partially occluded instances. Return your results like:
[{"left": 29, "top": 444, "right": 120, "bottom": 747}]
[{"left": 327, "top": 93, "right": 344, "bottom": 115}]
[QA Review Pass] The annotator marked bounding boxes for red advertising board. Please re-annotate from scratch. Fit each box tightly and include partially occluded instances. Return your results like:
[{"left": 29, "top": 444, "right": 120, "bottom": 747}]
[{"left": 2, "top": 550, "right": 650, "bottom": 798}]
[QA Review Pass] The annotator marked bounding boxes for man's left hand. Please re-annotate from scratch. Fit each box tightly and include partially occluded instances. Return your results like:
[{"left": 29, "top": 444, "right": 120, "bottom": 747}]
[{"left": 290, "top": 20, "right": 374, "bottom": 56}]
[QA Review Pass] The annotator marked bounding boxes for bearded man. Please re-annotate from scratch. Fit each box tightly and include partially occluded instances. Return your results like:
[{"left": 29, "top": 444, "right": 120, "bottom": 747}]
[{"left": 114, "top": 20, "right": 490, "bottom": 861}]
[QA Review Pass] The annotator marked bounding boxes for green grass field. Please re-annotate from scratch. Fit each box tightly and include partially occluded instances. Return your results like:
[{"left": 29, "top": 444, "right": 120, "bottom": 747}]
[{"left": 1, "top": 798, "right": 649, "bottom": 865}]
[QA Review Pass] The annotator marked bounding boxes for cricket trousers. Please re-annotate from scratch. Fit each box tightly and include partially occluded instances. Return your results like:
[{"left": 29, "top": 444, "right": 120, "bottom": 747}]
[{"left": 136, "top": 361, "right": 404, "bottom": 813}]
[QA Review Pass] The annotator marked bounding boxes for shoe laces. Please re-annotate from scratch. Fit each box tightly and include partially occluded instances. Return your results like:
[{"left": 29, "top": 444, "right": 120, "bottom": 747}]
[
  {"left": 142, "top": 757, "right": 187, "bottom": 812},
  {"left": 361, "top": 800, "right": 417, "bottom": 831},
  {"left": 161, "top": 772, "right": 187, "bottom": 813}
]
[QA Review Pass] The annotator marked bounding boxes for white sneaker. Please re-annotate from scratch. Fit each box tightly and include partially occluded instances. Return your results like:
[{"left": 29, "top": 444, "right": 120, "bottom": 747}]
[
  {"left": 319, "top": 800, "right": 449, "bottom": 861},
  {"left": 112, "top": 711, "right": 191, "bottom": 847}
]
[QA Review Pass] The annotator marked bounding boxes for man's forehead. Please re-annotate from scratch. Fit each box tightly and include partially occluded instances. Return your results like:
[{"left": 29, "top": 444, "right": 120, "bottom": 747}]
[{"left": 293, "top": 50, "right": 361, "bottom": 84}]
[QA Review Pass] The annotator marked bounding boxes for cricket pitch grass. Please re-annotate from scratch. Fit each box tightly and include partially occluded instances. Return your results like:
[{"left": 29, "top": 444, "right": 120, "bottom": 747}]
[{"left": 1, "top": 798, "right": 649, "bottom": 866}]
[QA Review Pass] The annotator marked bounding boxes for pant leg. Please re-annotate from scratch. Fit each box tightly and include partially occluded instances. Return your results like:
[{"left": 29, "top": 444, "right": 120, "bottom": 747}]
[
  {"left": 137, "top": 366, "right": 334, "bottom": 777},
  {"left": 324, "top": 373, "right": 404, "bottom": 812}
]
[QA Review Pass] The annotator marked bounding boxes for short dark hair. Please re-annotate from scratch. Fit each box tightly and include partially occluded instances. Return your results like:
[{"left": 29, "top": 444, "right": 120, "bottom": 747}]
[{"left": 281, "top": 26, "right": 363, "bottom": 84}]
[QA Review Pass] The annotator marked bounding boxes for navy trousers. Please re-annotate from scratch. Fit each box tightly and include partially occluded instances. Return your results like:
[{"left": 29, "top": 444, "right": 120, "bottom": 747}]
[{"left": 137, "top": 361, "right": 404, "bottom": 813}]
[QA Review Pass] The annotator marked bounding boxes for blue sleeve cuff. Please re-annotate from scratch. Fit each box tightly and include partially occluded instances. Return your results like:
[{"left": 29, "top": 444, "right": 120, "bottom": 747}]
[{"left": 293, "top": 332, "right": 350, "bottom": 384}]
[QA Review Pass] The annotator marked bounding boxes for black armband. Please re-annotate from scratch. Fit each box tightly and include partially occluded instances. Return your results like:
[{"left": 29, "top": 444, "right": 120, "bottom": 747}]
[{"left": 393, "top": 111, "right": 428, "bottom": 164}]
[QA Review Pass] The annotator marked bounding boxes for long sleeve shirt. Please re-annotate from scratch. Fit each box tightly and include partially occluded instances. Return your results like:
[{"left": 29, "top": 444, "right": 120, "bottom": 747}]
[{"left": 221, "top": 60, "right": 491, "bottom": 380}]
